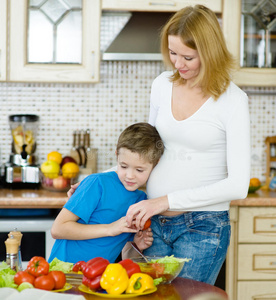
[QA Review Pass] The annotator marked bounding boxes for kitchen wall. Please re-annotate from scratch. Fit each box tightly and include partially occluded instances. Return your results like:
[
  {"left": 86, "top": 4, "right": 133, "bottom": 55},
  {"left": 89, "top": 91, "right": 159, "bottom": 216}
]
[{"left": 0, "top": 14, "right": 275, "bottom": 182}]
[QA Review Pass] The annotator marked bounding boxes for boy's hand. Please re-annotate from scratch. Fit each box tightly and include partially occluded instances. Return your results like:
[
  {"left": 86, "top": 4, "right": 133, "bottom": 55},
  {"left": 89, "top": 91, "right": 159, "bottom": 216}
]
[
  {"left": 109, "top": 217, "right": 138, "bottom": 236},
  {"left": 134, "top": 228, "right": 153, "bottom": 251}
]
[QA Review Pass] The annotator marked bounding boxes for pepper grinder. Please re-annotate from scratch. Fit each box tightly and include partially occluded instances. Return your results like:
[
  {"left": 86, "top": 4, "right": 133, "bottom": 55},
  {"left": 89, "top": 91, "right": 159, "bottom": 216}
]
[
  {"left": 9, "top": 228, "right": 23, "bottom": 271},
  {"left": 5, "top": 234, "right": 19, "bottom": 271}
]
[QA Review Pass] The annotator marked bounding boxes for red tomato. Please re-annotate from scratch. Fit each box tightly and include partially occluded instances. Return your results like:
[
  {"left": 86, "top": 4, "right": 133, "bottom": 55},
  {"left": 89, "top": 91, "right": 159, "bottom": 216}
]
[
  {"left": 14, "top": 271, "right": 35, "bottom": 285},
  {"left": 48, "top": 270, "right": 66, "bottom": 290},
  {"left": 34, "top": 274, "right": 55, "bottom": 290},
  {"left": 72, "top": 260, "right": 86, "bottom": 272},
  {"left": 143, "top": 219, "right": 151, "bottom": 230},
  {"left": 27, "top": 256, "right": 49, "bottom": 277}
]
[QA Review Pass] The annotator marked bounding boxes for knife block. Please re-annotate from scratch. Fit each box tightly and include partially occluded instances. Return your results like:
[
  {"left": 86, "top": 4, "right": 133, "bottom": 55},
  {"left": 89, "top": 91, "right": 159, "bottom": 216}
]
[{"left": 78, "top": 148, "right": 98, "bottom": 181}]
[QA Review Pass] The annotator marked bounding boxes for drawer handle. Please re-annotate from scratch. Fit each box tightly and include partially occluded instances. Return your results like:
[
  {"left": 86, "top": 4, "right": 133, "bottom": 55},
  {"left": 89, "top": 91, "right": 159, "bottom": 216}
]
[
  {"left": 271, "top": 224, "right": 276, "bottom": 228},
  {"left": 270, "top": 261, "right": 276, "bottom": 265}
]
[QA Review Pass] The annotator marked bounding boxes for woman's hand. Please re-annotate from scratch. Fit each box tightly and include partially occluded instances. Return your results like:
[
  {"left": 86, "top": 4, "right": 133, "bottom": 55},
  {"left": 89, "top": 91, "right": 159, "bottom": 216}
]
[
  {"left": 109, "top": 217, "right": 138, "bottom": 237},
  {"left": 67, "top": 182, "right": 80, "bottom": 198},
  {"left": 126, "top": 196, "right": 169, "bottom": 230},
  {"left": 134, "top": 228, "right": 153, "bottom": 251}
]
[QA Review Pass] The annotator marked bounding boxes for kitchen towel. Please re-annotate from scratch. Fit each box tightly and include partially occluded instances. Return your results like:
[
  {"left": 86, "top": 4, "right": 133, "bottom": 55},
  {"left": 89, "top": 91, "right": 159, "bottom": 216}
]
[{"left": 0, "top": 287, "right": 85, "bottom": 300}]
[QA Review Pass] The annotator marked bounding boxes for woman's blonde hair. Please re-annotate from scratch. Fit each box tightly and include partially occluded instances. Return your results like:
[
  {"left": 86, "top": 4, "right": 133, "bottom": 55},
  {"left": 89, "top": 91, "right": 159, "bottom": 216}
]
[{"left": 160, "top": 5, "right": 236, "bottom": 100}]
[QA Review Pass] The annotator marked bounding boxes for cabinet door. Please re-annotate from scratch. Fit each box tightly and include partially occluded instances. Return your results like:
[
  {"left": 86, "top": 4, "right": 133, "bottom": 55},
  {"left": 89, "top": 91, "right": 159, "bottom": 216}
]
[
  {"left": 9, "top": 0, "right": 100, "bottom": 83},
  {"left": 239, "top": 207, "right": 276, "bottom": 243},
  {"left": 0, "top": 0, "right": 7, "bottom": 81},
  {"left": 238, "top": 282, "right": 276, "bottom": 300},
  {"left": 238, "top": 244, "right": 276, "bottom": 280},
  {"left": 223, "top": 0, "right": 276, "bottom": 86},
  {"left": 102, "top": 0, "right": 222, "bottom": 13}
]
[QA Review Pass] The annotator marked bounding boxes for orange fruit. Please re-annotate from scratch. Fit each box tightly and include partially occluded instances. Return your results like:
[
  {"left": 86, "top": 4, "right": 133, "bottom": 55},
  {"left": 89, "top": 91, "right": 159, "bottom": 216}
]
[
  {"left": 249, "top": 178, "right": 261, "bottom": 187},
  {"left": 47, "top": 151, "right": 62, "bottom": 165},
  {"left": 61, "top": 162, "right": 79, "bottom": 179}
]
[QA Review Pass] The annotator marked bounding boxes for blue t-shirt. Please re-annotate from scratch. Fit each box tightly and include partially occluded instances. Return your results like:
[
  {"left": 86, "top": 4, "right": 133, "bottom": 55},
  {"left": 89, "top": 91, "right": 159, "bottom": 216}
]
[{"left": 48, "top": 172, "right": 147, "bottom": 264}]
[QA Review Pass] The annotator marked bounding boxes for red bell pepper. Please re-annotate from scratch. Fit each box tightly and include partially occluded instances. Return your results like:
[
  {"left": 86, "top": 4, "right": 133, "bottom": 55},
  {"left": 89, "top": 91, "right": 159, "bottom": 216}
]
[
  {"left": 82, "top": 275, "right": 102, "bottom": 290},
  {"left": 82, "top": 257, "right": 109, "bottom": 279},
  {"left": 118, "top": 259, "right": 141, "bottom": 278},
  {"left": 27, "top": 256, "right": 49, "bottom": 277},
  {"left": 72, "top": 260, "right": 86, "bottom": 272}
]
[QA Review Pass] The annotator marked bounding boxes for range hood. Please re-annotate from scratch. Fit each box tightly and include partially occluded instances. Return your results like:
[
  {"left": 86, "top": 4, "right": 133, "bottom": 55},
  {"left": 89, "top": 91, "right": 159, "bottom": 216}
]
[{"left": 102, "top": 12, "right": 173, "bottom": 61}]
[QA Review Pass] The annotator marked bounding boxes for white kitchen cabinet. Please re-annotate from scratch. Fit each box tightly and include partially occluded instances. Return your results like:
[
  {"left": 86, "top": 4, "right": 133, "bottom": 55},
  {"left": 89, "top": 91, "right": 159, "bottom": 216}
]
[
  {"left": 8, "top": 0, "right": 101, "bottom": 83},
  {"left": 226, "top": 207, "right": 276, "bottom": 300},
  {"left": 0, "top": 0, "right": 7, "bottom": 81},
  {"left": 223, "top": 0, "right": 276, "bottom": 86},
  {"left": 102, "top": 0, "right": 222, "bottom": 13}
]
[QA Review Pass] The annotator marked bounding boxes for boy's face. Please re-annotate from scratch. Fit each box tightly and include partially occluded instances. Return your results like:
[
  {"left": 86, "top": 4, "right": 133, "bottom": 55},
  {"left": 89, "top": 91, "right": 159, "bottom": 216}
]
[{"left": 116, "top": 147, "right": 154, "bottom": 192}]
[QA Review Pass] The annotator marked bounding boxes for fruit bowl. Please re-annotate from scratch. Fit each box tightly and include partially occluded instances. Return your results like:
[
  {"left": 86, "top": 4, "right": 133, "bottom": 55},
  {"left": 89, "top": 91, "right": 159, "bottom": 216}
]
[
  {"left": 40, "top": 172, "right": 79, "bottom": 192},
  {"left": 131, "top": 256, "right": 189, "bottom": 284}
]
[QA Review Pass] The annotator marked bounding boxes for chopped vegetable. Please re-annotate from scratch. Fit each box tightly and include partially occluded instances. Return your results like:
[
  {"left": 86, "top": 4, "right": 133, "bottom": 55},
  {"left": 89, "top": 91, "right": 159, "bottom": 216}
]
[
  {"left": 150, "top": 255, "right": 191, "bottom": 275},
  {"left": 49, "top": 257, "right": 74, "bottom": 273}
]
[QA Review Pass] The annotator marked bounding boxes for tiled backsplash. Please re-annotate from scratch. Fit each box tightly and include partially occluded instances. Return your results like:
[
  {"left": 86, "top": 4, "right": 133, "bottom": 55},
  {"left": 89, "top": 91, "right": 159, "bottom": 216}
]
[{"left": 0, "top": 67, "right": 275, "bottom": 182}]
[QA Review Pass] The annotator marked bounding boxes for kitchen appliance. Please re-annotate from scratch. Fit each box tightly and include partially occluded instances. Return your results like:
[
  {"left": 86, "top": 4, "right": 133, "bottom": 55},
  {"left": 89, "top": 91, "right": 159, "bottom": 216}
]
[{"left": 4, "top": 114, "right": 40, "bottom": 189}]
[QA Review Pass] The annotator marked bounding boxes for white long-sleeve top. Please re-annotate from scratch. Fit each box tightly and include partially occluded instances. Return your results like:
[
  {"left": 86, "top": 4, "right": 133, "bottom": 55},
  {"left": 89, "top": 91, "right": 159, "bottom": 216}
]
[{"left": 147, "top": 71, "right": 251, "bottom": 211}]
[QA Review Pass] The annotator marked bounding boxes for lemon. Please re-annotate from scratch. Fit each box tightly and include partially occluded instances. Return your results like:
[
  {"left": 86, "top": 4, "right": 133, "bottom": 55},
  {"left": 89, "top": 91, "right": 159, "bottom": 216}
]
[{"left": 17, "top": 282, "right": 34, "bottom": 291}]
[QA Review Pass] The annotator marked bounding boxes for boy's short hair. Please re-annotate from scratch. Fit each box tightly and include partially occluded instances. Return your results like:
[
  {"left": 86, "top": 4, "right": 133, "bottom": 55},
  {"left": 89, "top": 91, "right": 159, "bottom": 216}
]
[{"left": 116, "top": 122, "right": 164, "bottom": 167}]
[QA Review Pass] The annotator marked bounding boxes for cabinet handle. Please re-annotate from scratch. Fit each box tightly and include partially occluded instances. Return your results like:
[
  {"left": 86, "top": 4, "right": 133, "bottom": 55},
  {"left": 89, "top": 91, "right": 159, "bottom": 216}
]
[
  {"left": 270, "top": 261, "right": 276, "bottom": 265},
  {"left": 149, "top": 1, "right": 176, "bottom": 6},
  {"left": 271, "top": 224, "right": 276, "bottom": 228}
]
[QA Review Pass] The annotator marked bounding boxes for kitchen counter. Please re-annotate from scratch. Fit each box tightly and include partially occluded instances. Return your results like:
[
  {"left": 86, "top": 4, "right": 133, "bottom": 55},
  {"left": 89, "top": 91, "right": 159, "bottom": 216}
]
[
  {"left": 0, "top": 188, "right": 276, "bottom": 209},
  {"left": 0, "top": 188, "right": 68, "bottom": 208}
]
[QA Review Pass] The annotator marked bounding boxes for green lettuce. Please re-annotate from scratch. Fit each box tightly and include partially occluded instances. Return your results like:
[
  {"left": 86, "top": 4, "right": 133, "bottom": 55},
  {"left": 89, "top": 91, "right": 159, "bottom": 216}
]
[
  {"left": 150, "top": 255, "right": 191, "bottom": 274},
  {"left": 49, "top": 257, "right": 74, "bottom": 273},
  {"left": 0, "top": 261, "right": 17, "bottom": 288}
]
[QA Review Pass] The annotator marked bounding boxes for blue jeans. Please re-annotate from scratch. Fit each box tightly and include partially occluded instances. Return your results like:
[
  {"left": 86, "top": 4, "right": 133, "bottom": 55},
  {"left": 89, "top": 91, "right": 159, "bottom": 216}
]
[{"left": 143, "top": 211, "right": 231, "bottom": 285}]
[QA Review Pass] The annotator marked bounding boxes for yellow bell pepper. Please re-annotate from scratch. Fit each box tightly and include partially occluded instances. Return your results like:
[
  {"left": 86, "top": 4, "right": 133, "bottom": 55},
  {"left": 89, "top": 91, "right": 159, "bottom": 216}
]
[
  {"left": 100, "top": 263, "right": 129, "bottom": 295},
  {"left": 126, "top": 273, "right": 155, "bottom": 294}
]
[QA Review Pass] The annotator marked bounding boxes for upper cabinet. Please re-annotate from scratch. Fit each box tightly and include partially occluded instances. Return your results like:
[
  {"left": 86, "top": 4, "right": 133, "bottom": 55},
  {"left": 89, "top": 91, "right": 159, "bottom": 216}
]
[
  {"left": 0, "top": 0, "right": 7, "bottom": 81},
  {"left": 223, "top": 0, "right": 276, "bottom": 86},
  {"left": 8, "top": 0, "right": 101, "bottom": 83},
  {"left": 102, "top": 0, "right": 222, "bottom": 13},
  {"left": 103, "top": 0, "right": 276, "bottom": 87}
]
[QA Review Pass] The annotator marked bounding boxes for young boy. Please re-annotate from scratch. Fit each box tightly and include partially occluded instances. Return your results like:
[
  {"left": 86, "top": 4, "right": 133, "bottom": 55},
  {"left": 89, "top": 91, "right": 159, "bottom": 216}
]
[{"left": 48, "top": 122, "right": 164, "bottom": 264}]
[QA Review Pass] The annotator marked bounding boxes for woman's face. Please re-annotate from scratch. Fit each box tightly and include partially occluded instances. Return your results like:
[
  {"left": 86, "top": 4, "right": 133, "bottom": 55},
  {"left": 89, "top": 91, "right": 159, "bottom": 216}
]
[{"left": 168, "top": 35, "right": 201, "bottom": 81}]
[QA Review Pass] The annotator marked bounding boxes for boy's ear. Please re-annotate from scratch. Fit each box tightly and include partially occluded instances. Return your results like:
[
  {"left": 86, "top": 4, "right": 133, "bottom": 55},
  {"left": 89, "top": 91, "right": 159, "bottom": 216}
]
[{"left": 115, "top": 150, "right": 118, "bottom": 156}]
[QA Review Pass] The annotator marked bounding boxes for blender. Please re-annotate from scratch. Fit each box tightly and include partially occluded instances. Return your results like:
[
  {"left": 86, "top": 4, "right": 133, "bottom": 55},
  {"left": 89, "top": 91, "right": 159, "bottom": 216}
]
[{"left": 4, "top": 114, "right": 40, "bottom": 189}]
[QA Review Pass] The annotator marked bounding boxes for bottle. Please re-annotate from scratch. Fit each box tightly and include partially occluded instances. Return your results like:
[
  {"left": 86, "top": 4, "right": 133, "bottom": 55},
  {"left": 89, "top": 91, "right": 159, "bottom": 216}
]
[
  {"left": 9, "top": 229, "right": 23, "bottom": 271},
  {"left": 5, "top": 234, "right": 19, "bottom": 271}
]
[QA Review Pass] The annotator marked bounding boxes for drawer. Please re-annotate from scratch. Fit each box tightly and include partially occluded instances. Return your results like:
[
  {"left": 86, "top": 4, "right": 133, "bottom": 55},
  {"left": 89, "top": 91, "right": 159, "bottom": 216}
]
[
  {"left": 102, "top": 0, "right": 222, "bottom": 13},
  {"left": 239, "top": 207, "right": 276, "bottom": 243},
  {"left": 238, "top": 281, "right": 276, "bottom": 300},
  {"left": 238, "top": 244, "right": 276, "bottom": 280}
]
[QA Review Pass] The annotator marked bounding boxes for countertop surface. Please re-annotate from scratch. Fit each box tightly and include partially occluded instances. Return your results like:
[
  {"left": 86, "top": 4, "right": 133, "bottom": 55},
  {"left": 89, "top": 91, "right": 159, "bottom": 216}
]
[
  {"left": 0, "top": 188, "right": 276, "bottom": 209},
  {"left": 64, "top": 277, "right": 228, "bottom": 300}
]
